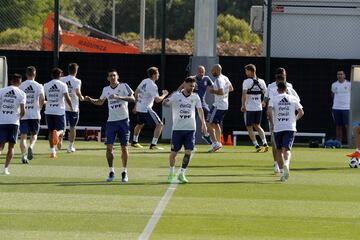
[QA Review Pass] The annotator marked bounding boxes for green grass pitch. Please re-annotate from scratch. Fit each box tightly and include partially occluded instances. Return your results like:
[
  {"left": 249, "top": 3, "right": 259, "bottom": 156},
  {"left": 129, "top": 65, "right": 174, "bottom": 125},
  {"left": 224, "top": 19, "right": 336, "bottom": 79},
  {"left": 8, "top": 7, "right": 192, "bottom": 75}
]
[{"left": 1, "top": 140, "right": 360, "bottom": 239}]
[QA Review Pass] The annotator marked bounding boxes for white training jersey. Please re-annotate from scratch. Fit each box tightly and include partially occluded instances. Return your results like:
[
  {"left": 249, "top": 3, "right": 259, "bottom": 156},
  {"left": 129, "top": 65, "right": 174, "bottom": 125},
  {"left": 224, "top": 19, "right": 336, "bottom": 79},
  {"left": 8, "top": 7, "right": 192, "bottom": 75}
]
[
  {"left": 242, "top": 78, "right": 267, "bottom": 111},
  {"left": 331, "top": 80, "right": 351, "bottom": 110},
  {"left": 19, "top": 80, "right": 44, "bottom": 120},
  {"left": 266, "top": 81, "right": 300, "bottom": 101},
  {"left": 61, "top": 75, "right": 82, "bottom": 112},
  {"left": 166, "top": 91, "right": 202, "bottom": 131},
  {"left": 269, "top": 93, "right": 303, "bottom": 132},
  {"left": 44, "top": 79, "right": 69, "bottom": 115},
  {"left": 135, "top": 78, "right": 159, "bottom": 113},
  {"left": 100, "top": 83, "right": 134, "bottom": 122},
  {"left": 212, "top": 74, "right": 231, "bottom": 110},
  {"left": 0, "top": 86, "right": 26, "bottom": 125}
]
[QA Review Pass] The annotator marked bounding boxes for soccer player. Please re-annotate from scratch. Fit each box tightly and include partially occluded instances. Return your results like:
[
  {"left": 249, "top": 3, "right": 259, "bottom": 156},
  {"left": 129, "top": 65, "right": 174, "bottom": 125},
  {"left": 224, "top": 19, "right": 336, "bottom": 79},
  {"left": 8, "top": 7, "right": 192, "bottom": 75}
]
[
  {"left": 163, "top": 76, "right": 207, "bottom": 183},
  {"left": 267, "top": 81, "right": 304, "bottom": 182},
  {"left": 331, "top": 70, "right": 351, "bottom": 143},
  {"left": 265, "top": 67, "right": 300, "bottom": 174},
  {"left": 207, "top": 64, "right": 233, "bottom": 152},
  {"left": 61, "top": 63, "right": 85, "bottom": 153},
  {"left": 241, "top": 64, "right": 268, "bottom": 152},
  {"left": 346, "top": 125, "right": 360, "bottom": 158},
  {"left": 85, "top": 69, "right": 135, "bottom": 182},
  {"left": 44, "top": 68, "right": 73, "bottom": 158},
  {"left": 0, "top": 74, "right": 26, "bottom": 175},
  {"left": 19, "top": 66, "right": 45, "bottom": 163},
  {"left": 132, "top": 67, "right": 168, "bottom": 149},
  {"left": 177, "top": 65, "right": 214, "bottom": 145}
]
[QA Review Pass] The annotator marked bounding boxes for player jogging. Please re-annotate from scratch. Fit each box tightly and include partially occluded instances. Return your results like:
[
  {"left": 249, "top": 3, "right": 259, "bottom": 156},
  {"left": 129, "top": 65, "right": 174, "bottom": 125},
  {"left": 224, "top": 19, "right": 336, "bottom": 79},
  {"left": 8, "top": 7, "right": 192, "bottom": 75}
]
[
  {"left": 163, "top": 76, "right": 207, "bottom": 183},
  {"left": 19, "top": 66, "right": 45, "bottom": 163},
  {"left": 44, "top": 68, "right": 73, "bottom": 158},
  {"left": 267, "top": 81, "right": 304, "bottom": 182},
  {"left": 132, "top": 67, "right": 168, "bottom": 150},
  {"left": 264, "top": 67, "right": 300, "bottom": 174},
  {"left": 85, "top": 69, "right": 135, "bottom": 183},
  {"left": 0, "top": 74, "right": 26, "bottom": 175},
  {"left": 61, "top": 63, "right": 85, "bottom": 153},
  {"left": 207, "top": 64, "right": 233, "bottom": 152},
  {"left": 241, "top": 64, "right": 268, "bottom": 152}
]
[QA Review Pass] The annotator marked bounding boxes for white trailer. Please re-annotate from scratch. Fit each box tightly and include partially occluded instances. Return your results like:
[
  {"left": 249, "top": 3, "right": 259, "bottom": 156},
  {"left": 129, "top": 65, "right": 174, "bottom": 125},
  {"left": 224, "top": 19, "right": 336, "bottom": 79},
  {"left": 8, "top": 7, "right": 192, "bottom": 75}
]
[{"left": 262, "top": 0, "right": 360, "bottom": 59}]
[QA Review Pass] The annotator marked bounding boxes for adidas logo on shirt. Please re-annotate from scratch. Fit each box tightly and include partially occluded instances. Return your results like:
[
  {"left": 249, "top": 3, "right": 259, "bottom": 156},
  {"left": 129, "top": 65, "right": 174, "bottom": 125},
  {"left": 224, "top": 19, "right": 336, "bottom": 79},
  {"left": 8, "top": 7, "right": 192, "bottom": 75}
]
[
  {"left": 49, "top": 84, "right": 59, "bottom": 92},
  {"left": 66, "top": 81, "right": 72, "bottom": 87},
  {"left": 279, "top": 97, "right": 290, "bottom": 105},
  {"left": 4, "top": 90, "right": 16, "bottom": 98},
  {"left": 25, "top": 85, "right": 34, "bottom": 91},
  {"left": 24, "top": 85, "right": 35, "bottom": 93}
]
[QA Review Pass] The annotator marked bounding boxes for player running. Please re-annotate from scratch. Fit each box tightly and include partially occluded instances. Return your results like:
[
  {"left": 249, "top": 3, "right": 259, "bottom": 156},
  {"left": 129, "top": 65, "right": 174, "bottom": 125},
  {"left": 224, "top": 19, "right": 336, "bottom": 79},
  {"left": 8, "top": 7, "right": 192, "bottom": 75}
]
[
  {"left": 267, "top": 81, "right": 304, "bottom": 182},
  {"left": 0, "top": 74, "right": 26, "bottom": 175},
  {"left": 61, "top": 63, "right": 85, "bottom": 153},
  {"left": 241, "top": 64, "right": 268, "bottom": 152},
  {"left": 163, "top": 76, "right": 207, "bottom": 183},
  {"left": 19, "top": 66, "right": 45, "bottom": 163},
  {"left": 132, "top": 67, "right": 168, "bottom": 150},
  {"left": 44, "top": 68, "right": 73, "bottom": 158},
  {"left": 207, "top": 64, "right": 233, "bottom": 152},
  {"left": 178, "top": 65, "right": 214, "bottom": 145},
  {"left": 85, "top": 69, "right": 135, "bottom": 183}
]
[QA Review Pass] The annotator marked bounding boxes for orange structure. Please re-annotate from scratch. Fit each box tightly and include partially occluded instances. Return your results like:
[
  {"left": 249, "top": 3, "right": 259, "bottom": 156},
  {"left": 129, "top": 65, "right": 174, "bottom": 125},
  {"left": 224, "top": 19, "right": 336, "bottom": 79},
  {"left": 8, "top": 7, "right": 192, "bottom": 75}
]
[
  {"left": 226, "top": 134, "right": 233, "bottom": 146},
  {"left": 41, "top": 13, "right": 139, "bottom": 54}
]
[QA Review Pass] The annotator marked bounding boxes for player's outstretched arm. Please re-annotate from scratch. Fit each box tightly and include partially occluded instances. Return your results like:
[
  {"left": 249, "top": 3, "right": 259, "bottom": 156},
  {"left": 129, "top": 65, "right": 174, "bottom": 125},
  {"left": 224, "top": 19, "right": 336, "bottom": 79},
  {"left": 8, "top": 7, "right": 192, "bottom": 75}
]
[
  {"left": 85, "top": 96, "right": 105, "bottom": 106},
  {"left": 155, "top": 89, "right": 169, "bottom": 103}
]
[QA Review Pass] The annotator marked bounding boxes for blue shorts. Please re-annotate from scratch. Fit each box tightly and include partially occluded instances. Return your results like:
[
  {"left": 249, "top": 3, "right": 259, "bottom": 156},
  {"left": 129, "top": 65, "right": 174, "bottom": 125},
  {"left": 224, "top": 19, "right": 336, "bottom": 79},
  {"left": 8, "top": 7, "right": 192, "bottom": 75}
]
[
  {"left": 207, "top": 106, "right": 227, "bottom": 124},
  {"left": 274, "top": 131, "right": 295, "bottom": 150},
  {"left": 0, "top": 124, "right": 19, "bottom": 144},
  {"left": 171, "top": 130, "right": 195, "bottom": 152},
  {"left": 20, "top": 119, "right": 40, "bottom": 134},
  {"left": 137, "top": 110, "right": 161, "bottom": 128},
  {"left": 46, "top": 114, "right": 66, "bottom": 131},
  {"left": 105, "top": 119, "right": 130, "bottom": 146},
  {"left": 244, "top": 111, "right": 262, "bottom": 126},
  {"left": 66, "top": 111, "right": 79, "bottom": 128},
  {"left": 332, "top": 109, "right": 349, "bottom": 126}
]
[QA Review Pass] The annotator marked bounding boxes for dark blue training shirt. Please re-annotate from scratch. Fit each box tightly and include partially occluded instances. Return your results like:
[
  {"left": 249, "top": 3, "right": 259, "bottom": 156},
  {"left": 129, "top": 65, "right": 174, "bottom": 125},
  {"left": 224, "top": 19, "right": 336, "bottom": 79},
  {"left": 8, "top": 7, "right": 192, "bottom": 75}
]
[{"left": 194, "top": 75, "right": 213, "bottom": 106}]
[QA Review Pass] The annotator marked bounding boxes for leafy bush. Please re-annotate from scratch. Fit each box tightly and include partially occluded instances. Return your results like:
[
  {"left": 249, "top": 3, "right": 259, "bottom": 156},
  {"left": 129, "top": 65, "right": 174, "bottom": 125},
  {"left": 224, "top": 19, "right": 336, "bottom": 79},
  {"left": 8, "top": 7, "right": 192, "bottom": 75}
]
[
  {"left": 185, "top": 14, "right": 261, "bottom": 44},
  {"left": 118, "top": 32, "right": 139, "bottom": 41},
  {"left": 0, "top": 27, "right": 41, "bottom": 45}
]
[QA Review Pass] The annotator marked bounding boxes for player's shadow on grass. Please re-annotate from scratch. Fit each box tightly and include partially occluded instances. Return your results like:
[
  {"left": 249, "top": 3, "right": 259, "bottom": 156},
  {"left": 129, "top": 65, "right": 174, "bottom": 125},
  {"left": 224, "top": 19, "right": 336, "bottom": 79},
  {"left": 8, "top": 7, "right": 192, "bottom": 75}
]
[
  {"left": 0, "top": 181, "right": 169, "bottom": 186},
  {"left": 290, "top": 167, "right": 347, "bottom": 171}
]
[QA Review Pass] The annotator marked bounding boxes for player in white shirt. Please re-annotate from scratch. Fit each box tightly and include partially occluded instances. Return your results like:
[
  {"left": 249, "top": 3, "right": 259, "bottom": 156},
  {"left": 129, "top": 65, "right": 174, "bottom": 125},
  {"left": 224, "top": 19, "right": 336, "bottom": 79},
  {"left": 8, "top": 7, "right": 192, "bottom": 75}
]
[
  {"left": 268, "top": 81, "right": 304, "bottom": 182},
  {"left": 61, "top": 63, "right": 85, "bottom": 153},
  {"left": 85, "top": 69, "right": 135, "bottom": 183},
  {"left": 265, "top": 68, "right": 300, "bottom": 174},
  {"left": 0, "top": 74, "right": 26, "bottom": 175},
  {"left": 44, "top": 68, "right": 73, "bottom": 158},
  {"left": 132, "top": 67, "right": 168, "bottom": 150},
  {"left": 331, "top": 70, "right": 351, "bottom": 143},
  {"left": 19, "top": 66, "right": 45, "bottom": 163},
  {"left": 207, "top": 64, "right": 233, "bottom": 152},
  {"left": 163, "top": 76, "right": 207, "bottom": 183},
  {"left": 241, "top": 64, "right": 268, "bottom": 152}
]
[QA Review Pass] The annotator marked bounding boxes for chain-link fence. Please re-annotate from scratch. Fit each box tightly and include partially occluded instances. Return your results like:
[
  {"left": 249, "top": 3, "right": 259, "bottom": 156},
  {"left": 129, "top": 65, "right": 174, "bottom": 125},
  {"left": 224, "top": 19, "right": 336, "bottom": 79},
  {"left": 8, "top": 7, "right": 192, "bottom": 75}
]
[{"left": 0, "top": 0, "right": 263, "bottom": 56}]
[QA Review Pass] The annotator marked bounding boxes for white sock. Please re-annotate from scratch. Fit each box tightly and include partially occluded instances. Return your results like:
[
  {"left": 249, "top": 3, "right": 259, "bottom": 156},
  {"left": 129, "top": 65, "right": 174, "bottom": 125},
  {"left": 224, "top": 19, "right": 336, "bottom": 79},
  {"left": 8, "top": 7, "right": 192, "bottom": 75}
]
[
  {"left": 261, "top": 138, "right": 267, "bottom": 145},
  {"left": 69, "top": 142, "right": 74, "bottom": 148},
  {"left": 252, "top": 140, "right": 259, "bottom": 146},
  {"left": 280, "top": 168, "right": 284, "bottom": 174},
  {"left": 169, "top": 166, "right": 175, "bottom": 174},
  {"left": 180, "top": 168, "right": 186, "bottom": 173},
  {"left": 151, "top": 138, "right": 158, "bottom": 145},
  {"left": 285, "top": 159, "right": 290, "bottom": 168},
  {"left": 133, "top": 135, "right": 139, "bottom": 142},
  {"left": 22, "top": 153, "right": 27, "bottom": 157},
  {"left": 50, "top": 147, "right": 56, "bottom": 153},
  {"left": 274, "top": 161, "right": 279, "bottom": 169},
  {"left": 123, "top": 167, "right": 127, "bottom": 173},
  {"left": 4, "top": 167, "right": 9, "bottom": 172},
  {"left": 109, "top": 167, "right": 115, "bottom": 173}
]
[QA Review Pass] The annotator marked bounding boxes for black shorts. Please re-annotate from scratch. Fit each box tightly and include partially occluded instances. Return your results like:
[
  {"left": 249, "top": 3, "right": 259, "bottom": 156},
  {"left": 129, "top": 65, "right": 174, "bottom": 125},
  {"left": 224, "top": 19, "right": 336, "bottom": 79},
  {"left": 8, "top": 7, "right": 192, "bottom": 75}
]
[{"left": 244, "top": 111, "right": 262, "bottom": 126}]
